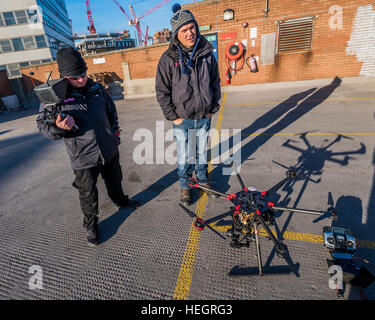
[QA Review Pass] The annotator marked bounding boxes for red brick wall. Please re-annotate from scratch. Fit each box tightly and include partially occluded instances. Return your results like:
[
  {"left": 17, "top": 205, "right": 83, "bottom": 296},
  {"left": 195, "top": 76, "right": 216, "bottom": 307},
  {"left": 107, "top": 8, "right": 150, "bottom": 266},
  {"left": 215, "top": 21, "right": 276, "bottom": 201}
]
[
  {"left": 20, "top": 0, "right": 371, "bottom": 91},
  {"left": 21, "top": 43, "right": 168, "bottom": 92},
  {"left": 185, "top": 0, "right": 368, "bottom": 86},
  {"left": 0, "top": 71, "right": 13, "bottom": 97}
]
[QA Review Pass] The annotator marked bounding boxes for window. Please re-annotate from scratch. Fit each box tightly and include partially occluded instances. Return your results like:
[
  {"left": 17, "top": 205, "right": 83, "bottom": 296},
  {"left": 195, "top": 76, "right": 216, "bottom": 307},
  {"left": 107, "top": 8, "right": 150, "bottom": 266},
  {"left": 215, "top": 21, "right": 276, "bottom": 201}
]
[
  {"left": 0, "top": 14, "right": 4, "bottom": 27},
  {"left": 0, "top": 65, "right": 6, "bottom": 71},
  {"left": 15, "top": 10, "right": 28, "bottom": 24},
  {"left": 12, "top": 38, "right": 24, "bottom": 51},
  {"left": 41, "top": 59, "right": 52, "bottom": 63},
  {"left": 3, "top": 12, "right": 16, "bottom": 26},
  {"left": 23, "top": 36, "right": 36, "bottom": 50},
  {"left": 277, "top": 16, "right": 314, "bottom": 54},
  {"left": 0, "top": 40, "right": 12, "bottom": 53},
  {"left": 19, "top": 61, "right": 30, "bottom": 67},
  {"left": 30, "top": 60, "right": 41, "bottom": 65},
  {"left": 6, "top": 63, "right": 21, "bottom": 77},
  {"left": 35, "top": 35, "right": 47, "bottom": 48}
]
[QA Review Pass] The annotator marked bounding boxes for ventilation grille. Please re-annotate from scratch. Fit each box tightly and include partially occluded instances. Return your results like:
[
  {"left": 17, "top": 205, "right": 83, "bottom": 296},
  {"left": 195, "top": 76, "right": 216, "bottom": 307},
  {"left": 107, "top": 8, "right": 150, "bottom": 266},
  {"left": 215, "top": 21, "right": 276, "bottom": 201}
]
[{"left": 277, "top": 17, "right": 314, "bottom": 54}]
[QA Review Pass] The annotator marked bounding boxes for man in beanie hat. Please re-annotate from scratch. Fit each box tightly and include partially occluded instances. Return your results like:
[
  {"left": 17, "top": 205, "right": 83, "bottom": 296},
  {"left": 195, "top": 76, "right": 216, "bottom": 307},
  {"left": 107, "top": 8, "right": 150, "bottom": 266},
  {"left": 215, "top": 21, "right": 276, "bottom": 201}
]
[
  {"left": 155, "top": 3, "right": 221, "bottom": 206},
  {"left": 36, "top": 46, "right": 139, "bottom": 246}
]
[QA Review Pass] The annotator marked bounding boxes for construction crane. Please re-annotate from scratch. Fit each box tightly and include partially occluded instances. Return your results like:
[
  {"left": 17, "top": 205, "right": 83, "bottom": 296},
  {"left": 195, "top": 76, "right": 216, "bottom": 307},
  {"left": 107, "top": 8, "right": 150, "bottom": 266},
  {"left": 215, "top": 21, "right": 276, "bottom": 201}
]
[
  {"left": 112, "top": 0, "right": 171, "bottom": 46},
  {"left": 85, "top": 0, "right": 97, "bottom": 34}
]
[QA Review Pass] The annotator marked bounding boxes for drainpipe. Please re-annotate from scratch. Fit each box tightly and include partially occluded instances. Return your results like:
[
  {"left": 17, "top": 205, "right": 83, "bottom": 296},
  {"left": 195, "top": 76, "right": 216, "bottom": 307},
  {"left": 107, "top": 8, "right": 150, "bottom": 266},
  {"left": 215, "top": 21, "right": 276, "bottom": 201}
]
[{"left": 264, "top": 0, "right": 270, "bottom": 17}]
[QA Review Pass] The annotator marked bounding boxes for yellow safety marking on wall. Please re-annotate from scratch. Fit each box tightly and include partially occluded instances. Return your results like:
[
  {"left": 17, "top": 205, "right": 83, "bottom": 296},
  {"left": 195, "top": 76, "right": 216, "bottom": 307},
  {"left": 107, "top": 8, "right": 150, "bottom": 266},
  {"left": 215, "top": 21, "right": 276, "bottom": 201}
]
[
  {"left": 212, "top": 224, "right": 375, "bottom": 249},
  {"left": 223, "top": 96, "right": 375, "bottom": 108},
  {"left": 173, "top": 92, "right": 227, "bottom": 300}
]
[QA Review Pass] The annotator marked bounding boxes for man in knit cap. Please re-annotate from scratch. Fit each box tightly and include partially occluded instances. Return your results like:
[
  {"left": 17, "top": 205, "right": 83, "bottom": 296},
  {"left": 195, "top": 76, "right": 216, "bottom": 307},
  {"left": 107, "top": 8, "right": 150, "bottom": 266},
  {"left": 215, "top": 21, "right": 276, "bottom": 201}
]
[
  {"left": 155, "top": 3, "right": 221, "bottom": 206},
  {"left": 36, "top": 46, "right": 139, "bottom": 246}
]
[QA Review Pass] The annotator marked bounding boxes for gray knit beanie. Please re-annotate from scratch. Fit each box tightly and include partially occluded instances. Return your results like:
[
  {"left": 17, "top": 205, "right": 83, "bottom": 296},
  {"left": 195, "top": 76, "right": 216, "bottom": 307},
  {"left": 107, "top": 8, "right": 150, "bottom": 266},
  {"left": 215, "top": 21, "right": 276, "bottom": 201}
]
[{"left": 170, "top": 3, "right": 198, "bottom": 37}]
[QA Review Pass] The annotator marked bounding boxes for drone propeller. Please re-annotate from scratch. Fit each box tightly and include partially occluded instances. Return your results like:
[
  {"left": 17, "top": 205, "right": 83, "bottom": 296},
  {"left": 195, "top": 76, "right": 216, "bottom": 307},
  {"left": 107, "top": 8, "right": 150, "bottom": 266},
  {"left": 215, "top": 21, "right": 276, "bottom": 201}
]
[
  {"left": 179, "top": 204, "right": 226, "bottom": 240},
  {"left": 272, "top": 160, "right": 321, "bottom": 184}
]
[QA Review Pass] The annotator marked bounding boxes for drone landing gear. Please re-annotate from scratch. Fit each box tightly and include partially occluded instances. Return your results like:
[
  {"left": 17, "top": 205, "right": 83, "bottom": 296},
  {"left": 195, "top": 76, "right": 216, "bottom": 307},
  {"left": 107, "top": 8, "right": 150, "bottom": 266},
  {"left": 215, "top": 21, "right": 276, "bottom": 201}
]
[{"left": 228, "top": 214, "right": 300, "bottom": 278}]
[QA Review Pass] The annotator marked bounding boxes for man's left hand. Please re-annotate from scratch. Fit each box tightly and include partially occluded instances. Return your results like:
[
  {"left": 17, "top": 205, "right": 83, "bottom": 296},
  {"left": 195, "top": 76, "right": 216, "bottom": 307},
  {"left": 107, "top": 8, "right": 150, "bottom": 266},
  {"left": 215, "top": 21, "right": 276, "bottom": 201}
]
[{"left": 205, "top": 113, "right": 212, "bottom": 118}]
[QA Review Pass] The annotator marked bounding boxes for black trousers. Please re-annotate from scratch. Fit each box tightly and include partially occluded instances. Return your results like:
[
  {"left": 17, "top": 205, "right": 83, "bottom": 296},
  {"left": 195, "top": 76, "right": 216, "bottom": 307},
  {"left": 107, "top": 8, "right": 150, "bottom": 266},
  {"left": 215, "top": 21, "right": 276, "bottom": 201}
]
[{"left": 72, "top": 152, "right": 128, "bottom": 229}]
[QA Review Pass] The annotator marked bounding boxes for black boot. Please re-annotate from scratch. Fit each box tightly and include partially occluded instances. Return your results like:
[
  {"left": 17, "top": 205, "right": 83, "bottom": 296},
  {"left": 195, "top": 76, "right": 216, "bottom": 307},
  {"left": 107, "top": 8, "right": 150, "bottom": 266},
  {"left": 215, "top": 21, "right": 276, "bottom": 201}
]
[
  {"left": 114, "top": 195, "right": 140, "bottom": 209},
  {"left": 180, "top": 188, "right": 191, "bottom": 206},
  {"left": 87, "top": 224, "right": 99, "bottom": 246}
]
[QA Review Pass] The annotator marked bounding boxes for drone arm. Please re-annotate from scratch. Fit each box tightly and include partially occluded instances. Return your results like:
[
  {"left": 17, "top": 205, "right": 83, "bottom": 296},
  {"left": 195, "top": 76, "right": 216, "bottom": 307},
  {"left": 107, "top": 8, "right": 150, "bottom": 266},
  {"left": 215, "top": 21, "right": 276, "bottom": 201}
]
[
  {"left": 205, "top": 210, "right": 234, "bottom": 225},
  {"left": 189, "top": 182, "right": 236, "bottom": 200},
  {"left": 234, "top": 171, "right": 246, "bottom": 191},
  {"left": 257, "top": 211, "right": 280, "bottom": 246},
  {"left": 271, "top": 205, "right": 329, "bottom": 216}
]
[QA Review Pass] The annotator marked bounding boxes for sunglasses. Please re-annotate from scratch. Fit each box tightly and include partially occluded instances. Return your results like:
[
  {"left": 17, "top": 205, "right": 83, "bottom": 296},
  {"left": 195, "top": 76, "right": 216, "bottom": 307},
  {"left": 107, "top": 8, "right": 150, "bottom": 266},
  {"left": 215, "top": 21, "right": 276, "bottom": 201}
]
[{"left": 67, "top": 73, "right": 87, "bottom": 80}]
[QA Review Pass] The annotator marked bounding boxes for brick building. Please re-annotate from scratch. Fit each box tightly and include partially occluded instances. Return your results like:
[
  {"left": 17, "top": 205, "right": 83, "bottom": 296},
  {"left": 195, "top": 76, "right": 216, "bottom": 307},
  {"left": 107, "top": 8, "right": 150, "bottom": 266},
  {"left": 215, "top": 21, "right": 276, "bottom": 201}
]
[{"left": 5, "top": 0, "right": 375, "bottom": 103}]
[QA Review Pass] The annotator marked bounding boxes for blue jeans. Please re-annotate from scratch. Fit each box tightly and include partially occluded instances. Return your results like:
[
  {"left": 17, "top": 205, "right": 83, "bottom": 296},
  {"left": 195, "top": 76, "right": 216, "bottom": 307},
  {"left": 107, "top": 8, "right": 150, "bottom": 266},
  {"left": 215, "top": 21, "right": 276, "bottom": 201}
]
[{"left": 173, "top": 117, "right": 211, "bottom": 189}]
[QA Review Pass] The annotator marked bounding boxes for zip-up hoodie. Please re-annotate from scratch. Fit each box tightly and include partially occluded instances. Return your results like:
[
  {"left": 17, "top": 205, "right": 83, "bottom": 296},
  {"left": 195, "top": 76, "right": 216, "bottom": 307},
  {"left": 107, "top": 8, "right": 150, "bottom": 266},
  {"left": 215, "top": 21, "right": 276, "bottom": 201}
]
[
  {"left": 36, "top": 79, "right": 121, "bottom": 170},
  {"left": 155, "top": 36, "right": 221, "bottom": 121}
]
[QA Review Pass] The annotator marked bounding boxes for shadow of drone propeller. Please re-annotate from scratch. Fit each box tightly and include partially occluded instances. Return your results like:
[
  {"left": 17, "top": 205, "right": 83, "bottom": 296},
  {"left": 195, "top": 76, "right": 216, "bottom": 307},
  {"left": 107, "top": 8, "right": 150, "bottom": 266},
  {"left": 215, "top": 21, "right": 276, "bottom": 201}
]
[{"left": 312, "top": 192, "right": 338, "bottom": 223}]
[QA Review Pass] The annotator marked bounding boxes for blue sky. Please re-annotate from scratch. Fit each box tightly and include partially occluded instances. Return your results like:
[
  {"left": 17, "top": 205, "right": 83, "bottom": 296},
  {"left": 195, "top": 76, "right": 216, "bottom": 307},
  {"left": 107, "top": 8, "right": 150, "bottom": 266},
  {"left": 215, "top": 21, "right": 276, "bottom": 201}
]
[{"left": 65, "top": 0, "right": 202, "bottom": 39}]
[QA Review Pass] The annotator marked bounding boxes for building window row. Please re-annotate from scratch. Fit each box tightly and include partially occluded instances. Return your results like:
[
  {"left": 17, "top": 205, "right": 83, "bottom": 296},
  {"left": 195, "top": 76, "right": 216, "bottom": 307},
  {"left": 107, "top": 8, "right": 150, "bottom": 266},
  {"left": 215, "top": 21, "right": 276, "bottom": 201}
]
[
  {"left": 0, "top": 8, "right": 72, "bottom": 41},
  {"left": 37, "top": 0, "right": 70, "bottom": 28},
  {"left": 46, "top": 35, "right": 69, "bottom": 50},
  {"left": 0, "top": 9, "right": 37, "bottom": 26},
  {"left": 0, "top": 35, "right": 47, "bottom": 54},
  {"left": 0, "top": 58, "right": 52, "bottom": 78},
  {"left": 42, "top": 12, "right": 73, "bottom": 41}
]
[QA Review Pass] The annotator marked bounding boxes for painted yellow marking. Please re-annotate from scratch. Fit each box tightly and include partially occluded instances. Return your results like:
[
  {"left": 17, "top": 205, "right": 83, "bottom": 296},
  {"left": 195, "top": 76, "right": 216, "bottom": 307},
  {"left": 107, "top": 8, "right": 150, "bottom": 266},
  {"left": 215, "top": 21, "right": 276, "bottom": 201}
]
[
  {"left": 173, "top": 92, "right": 227, "bottom": 300},
  {"left": 212, "top": 224, "right": 375, "bottom": 249}
]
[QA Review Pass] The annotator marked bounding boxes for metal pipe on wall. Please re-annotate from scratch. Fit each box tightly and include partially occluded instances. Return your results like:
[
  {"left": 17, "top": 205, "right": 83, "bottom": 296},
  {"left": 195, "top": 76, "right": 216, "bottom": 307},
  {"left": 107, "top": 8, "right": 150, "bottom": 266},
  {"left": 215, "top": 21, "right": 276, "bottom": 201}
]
[{"left": 264, "top": 0, "right": 270, "bottom": 17}]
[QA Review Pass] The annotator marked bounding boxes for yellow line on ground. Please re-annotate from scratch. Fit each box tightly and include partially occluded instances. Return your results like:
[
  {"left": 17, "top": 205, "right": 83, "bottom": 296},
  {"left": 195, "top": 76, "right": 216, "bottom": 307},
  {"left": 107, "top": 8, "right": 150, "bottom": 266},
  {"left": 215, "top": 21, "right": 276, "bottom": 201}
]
[
  {"left": 223, "top": 96, "right": 375, "bottom": 107},
  {"left": 212, "top": 224, "right": 375, "bottom": 249},
  {"left": 173, "top": 92, "right": 227, "bottom": 300},
  {"left": 220, "top": 132, "right": 375, "bottom": 137}
]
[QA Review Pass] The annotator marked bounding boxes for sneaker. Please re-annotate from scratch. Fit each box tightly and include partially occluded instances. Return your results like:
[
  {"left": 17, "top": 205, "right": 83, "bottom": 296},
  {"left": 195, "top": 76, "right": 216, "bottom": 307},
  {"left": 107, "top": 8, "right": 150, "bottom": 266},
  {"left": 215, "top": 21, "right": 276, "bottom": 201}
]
[
  {"left": 200, "top": 183, "right": 219, "bottom": 198},
  {"left": 180, "top": 188, "right": 191, "bottom": 206},
  {"left": 87, "top": 224, "right": 99, "bottom": 246}
]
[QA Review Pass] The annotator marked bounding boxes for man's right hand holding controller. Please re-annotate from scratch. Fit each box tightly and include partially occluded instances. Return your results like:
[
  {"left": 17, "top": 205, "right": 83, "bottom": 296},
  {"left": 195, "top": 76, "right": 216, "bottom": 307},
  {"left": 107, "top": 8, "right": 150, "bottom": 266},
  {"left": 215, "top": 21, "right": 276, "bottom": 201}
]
[{"left": 56, "top": 114, "right": 75, "bottom": 131}]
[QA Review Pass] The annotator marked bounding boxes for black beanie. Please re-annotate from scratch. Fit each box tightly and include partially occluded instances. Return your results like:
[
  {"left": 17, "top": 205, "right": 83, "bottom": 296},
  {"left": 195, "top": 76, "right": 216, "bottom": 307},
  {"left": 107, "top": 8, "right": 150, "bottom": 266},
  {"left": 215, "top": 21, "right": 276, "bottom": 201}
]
[{"left": 56, "top": 46, "right": 87, "bottom": 77}]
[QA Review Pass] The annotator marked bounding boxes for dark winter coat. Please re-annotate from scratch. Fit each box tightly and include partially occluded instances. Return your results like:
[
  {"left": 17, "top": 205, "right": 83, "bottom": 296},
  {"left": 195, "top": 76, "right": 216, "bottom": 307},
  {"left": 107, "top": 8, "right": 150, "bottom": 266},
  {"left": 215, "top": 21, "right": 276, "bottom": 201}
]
[
  {"left": 36, "top": 79, "right": 121, "bottom": 170},
  {"left": 155, "top": 36, "right": 221, "bottom": 121}
]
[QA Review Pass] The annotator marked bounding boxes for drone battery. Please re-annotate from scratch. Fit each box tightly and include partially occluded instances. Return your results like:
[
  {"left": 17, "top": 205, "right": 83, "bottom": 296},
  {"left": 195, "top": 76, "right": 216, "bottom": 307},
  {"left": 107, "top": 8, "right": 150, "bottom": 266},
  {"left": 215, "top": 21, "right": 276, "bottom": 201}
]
[{"left": 34, "top": 78, "right": 68, "bottom": 106}]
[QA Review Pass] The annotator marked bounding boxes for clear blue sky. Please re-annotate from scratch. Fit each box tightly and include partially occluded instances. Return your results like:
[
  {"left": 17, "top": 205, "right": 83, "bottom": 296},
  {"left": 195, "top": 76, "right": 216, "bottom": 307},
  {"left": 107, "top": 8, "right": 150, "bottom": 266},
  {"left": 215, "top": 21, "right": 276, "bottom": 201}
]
[{"left": 65, "top": 0, "right": 202, "bottom": 39}]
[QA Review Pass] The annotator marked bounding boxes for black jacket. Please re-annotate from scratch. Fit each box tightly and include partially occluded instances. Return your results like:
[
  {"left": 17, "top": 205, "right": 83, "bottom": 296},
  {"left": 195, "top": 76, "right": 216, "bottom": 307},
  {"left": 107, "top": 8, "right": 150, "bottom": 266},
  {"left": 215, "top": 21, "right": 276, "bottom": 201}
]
[
  {"left": 155, "top": 36, "right": 221, "bottom": 121},
  {"left": 36, "top": 79, "right": 121, "bottom": 170}
]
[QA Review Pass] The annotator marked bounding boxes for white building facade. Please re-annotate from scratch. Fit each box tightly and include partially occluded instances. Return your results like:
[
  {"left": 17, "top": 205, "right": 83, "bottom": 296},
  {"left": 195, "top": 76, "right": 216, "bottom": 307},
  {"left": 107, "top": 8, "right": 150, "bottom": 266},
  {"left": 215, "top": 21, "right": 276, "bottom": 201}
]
[{"left": 0, "top": 0, "right": 73, "bottom": 78}]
